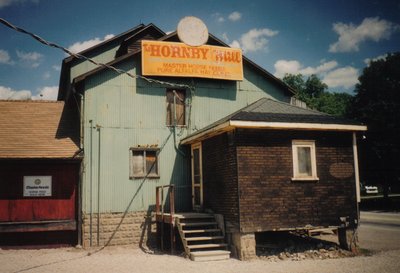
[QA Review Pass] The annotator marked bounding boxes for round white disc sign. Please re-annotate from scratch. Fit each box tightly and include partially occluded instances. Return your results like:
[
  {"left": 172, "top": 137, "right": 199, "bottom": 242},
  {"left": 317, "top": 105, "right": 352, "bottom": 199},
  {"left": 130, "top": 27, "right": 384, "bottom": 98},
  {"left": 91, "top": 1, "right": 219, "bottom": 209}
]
[{"left": 177, "top": 16, "right": 209, "bottom": 46}]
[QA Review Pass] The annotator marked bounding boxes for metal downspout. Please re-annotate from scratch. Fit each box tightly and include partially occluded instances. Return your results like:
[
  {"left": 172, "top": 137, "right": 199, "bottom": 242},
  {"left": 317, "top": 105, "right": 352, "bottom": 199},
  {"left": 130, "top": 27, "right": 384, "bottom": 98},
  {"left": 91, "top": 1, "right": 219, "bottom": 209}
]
[
  {"left": 89, "top": 119, "right": 93, "bottom": 247},
  {"left": 352, "top": 132, "right": 361, "bottom": 223},
  {"left": 97, "top": 125, "right": 101, "bottom": 246},
  {"left": 77, "top": 92, "right": 84, "bottom": 247}
]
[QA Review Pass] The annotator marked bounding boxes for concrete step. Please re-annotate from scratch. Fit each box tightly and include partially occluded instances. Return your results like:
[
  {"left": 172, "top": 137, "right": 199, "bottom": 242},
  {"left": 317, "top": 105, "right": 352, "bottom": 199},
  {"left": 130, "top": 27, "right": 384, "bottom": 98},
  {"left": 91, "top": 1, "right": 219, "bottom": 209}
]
[
  {"left": 183, "top": 228, "right": 221, "bottom": 234},
  {"left": 180, "top": 222, "right": 217, "bottom": 227},
  {"left": 185, "top": 236, "right": 225, "bottom": 241},
  {"left": 187, "top": 243, "right": 228, "bottom": 249},
  {"left": 190, "top": 250, "right": 231, "bottom": 261}
]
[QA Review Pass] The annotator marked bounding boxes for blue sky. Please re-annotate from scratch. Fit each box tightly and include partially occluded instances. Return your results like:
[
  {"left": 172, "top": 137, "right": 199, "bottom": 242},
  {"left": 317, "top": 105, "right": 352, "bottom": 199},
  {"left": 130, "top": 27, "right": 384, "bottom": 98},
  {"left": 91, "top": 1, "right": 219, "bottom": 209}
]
[{"left": 0, "top": 0, "right": 399, "bottom": 100}]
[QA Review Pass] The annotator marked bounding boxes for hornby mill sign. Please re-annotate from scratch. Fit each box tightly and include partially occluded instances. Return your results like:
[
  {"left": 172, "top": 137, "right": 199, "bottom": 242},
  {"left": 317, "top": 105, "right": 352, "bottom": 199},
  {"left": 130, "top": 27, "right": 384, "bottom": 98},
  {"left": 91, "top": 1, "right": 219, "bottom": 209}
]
[{"left": 141, "top": 40, "right": 243, "bottom": 81}]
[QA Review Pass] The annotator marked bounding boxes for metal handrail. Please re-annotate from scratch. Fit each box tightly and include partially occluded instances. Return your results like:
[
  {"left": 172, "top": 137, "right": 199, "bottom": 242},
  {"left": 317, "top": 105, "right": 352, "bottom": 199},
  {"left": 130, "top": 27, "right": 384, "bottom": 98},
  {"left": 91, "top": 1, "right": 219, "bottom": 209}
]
[
  {"left": 156, "top": 184, "right": 175, "bottom": 220},
  {"left": 155, "top": 184, "right": 175, "bottom": 253}
]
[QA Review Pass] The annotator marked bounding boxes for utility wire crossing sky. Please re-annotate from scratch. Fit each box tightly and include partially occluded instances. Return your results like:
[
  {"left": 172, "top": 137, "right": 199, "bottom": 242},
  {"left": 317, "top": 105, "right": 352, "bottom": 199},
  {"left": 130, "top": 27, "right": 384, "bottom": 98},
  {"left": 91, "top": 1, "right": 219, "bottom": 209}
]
[{"left": 0, "top": 0, "right": 399, "bottom": 100}]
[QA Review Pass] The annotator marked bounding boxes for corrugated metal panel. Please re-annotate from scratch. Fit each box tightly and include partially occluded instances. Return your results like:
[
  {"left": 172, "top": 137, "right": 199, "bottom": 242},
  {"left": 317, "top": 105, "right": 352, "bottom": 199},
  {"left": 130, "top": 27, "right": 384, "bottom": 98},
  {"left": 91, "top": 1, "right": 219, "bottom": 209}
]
[
  {"left": 82, "top": 126, "right": 190, "bottom": 212},
  {"left": 70, "top": 45, "right": 120, "bottom": 84},
  {"left": 80, "top": 60, "right": 291, "bottom": 214}
]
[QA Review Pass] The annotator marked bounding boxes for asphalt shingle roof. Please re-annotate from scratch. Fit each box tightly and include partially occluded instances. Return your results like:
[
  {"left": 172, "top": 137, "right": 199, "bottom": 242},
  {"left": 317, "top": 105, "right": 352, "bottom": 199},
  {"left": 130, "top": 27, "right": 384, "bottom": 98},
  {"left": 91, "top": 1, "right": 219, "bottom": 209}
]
[
  {"left": 182, "top": 97, "right": 364, "bottom": 143},
  {"left": 0, "top": 100, "right": 80, "bottom": 159},
  {"left": 229, "top": 98, "right": 361, "bottom": 125}
]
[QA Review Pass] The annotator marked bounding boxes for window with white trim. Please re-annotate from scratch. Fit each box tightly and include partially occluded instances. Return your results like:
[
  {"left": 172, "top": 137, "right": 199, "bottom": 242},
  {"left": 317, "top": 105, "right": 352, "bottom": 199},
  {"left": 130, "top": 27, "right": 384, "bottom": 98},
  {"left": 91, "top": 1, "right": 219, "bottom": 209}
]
[
  {"left": 292, "top": 140, "right": 318, "bottom": 181},
  {"left": 130, "top": 148, "right": 159, "bottom": 178}
]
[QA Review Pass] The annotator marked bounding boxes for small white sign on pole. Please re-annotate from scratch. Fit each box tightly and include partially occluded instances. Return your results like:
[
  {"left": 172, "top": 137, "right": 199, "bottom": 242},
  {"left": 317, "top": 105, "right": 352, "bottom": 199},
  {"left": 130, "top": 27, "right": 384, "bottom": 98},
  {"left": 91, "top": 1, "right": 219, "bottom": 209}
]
[{"left": 23, "top": 176, "right": 52, "bottom": 197}]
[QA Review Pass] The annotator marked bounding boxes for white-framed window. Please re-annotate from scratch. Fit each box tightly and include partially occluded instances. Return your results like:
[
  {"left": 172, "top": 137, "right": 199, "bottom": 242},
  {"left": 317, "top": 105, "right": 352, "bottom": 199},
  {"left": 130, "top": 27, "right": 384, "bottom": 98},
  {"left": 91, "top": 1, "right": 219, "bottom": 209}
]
[
  {"left": 129, "top": 148, "right": 159, "bottom": 179},
  {"left": 291, "top": 140, "right": 318, "bottom": 181}
]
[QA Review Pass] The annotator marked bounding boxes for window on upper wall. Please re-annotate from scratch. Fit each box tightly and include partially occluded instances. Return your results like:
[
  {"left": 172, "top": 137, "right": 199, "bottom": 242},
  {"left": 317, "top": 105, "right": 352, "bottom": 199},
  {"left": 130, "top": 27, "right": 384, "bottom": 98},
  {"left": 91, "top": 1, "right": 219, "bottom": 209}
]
[
  {"left": 166, "top": 89, "right": 186, "bottom": 126},
  {"left": 291, "top": 140, "right": 318, "bottom": 181},
  {"left": 129, "top": 148, "right": 159, "bottom": 179}
]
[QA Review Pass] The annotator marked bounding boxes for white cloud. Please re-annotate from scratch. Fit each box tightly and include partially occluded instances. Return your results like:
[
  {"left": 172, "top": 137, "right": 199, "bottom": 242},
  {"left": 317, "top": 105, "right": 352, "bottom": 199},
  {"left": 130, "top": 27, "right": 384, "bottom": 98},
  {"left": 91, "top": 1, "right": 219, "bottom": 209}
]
[
  {"left": 221, "top": 32, "right": 229, "bottom": 43},
  {"left": 32, "top": 86, "right": 58, "bottom": 100},
  {"left": 322, "top": 67, "right": 359, "bottom": 89},
  {"left": 0, "top": 0, "right": 38, "bottom": 8},
  {"left": 274, "top": 59, "right": 358, "bottom": 90},
  {"left": 16, "top": 50, "right": 43, "bottom": 67},
  {"left": 364, "top": 53, "right": 388, "bottom": 65},
  {"left": 230, "top": 28, "right": 278, "bottom": 53},
  {"left": 228, "top": 11, "right": 242, "bottom": 22},
  {"left": 0, "top": 49, "right": 14, "bottom": 65},
  {"left": 0, "top": 86, "right": 32, "bottom": 100},
  {"left": 0, "top": 0, "right": 12, "bottom": 7},
  {"left": 299, "top": 60, "right": 338, "bottom": 75},
  {"left": 52, "top": 65, "right": 61, "bottom": 71},
  {"left": 329, "top": 17, "right": 399, "bottom": 53},
  {"left": 274, "top": 60, "right": 338, "bottom": 78},
  {"left": 42, "top": 71, "right": 51, "bottom": 80},
  {"left": 273, "top": 60, "right": 302, "bottom": 78},
  {"left": 229, "top": 40, "right": 241, "bottom": 49},
  {"left": 67, "top": 34, "right": 115, "bottom": 54},
  {"left": 0, "top": 85, "right": 58, "bottom": 100},
  {"left": 212, "top": 12, "right": 225, "bottom": 23}
]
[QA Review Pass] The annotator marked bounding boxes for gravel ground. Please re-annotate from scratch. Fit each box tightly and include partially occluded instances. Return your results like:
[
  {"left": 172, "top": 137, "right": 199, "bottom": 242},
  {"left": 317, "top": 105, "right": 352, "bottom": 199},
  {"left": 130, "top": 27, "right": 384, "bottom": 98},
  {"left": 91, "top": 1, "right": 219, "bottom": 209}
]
[
  {"left": 1, "top": 244, "right": 399, "bottom": 273},
  {"left": 2, "top": 212, "right": 400, "bottom": 273}
]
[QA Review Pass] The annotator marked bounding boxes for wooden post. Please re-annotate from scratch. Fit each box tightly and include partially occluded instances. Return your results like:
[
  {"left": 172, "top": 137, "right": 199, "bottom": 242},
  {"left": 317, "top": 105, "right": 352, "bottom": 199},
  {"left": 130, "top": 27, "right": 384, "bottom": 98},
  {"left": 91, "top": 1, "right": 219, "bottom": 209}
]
[
  {"left": 156, "top": 187, "right": 160, "bottom": 215},
  {"left": 338, "top": 227, "right": 359, "bottom": 253},
  {"left": 170, "top": 185, "right": 175, "bottom": 254}
]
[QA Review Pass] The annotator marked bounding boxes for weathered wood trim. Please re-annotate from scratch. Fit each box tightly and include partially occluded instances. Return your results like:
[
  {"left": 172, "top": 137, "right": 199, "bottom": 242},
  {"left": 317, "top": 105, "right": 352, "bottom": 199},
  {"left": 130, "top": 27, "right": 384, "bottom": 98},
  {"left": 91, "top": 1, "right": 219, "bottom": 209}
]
[
  {"left": 0, "top": 220, "right": 76, "bottom": 233},
  {"left": 181, "top": 120, "right": 367, "bottom": 145},
  {"left": 181, "top": 121, "right": 233, "bottom": 145},
  {"left": 230, "top": 121, "right": 368, "bottom": 131},
  {"left": 353, "top": 132, "right": 361, "bottom": 203}
]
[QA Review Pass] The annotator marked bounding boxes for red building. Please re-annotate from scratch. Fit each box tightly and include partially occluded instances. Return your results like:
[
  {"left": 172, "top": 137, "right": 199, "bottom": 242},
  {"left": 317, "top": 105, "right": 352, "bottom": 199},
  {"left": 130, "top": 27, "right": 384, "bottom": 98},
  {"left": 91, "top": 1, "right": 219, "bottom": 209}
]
[{"left": 0, "top": 100, "right": 81, "bottom": 246}]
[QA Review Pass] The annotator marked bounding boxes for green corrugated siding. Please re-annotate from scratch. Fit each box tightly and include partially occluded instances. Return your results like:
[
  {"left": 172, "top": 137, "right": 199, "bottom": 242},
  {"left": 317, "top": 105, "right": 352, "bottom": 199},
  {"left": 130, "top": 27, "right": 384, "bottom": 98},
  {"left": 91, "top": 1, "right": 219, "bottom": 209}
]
[
  {"left": 81, "top": 57, "right": 290, "bottom": 214},
  {"left": 70, "top": 44, "right": 120, "bottom": 84}
]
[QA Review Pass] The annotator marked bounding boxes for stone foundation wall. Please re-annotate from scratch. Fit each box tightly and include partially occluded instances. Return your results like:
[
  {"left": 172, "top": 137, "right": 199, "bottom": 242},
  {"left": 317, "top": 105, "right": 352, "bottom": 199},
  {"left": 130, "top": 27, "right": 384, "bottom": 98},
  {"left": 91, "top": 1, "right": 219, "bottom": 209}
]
[{"left": 82, "top": 211, "right": 156, "bottom": 248}]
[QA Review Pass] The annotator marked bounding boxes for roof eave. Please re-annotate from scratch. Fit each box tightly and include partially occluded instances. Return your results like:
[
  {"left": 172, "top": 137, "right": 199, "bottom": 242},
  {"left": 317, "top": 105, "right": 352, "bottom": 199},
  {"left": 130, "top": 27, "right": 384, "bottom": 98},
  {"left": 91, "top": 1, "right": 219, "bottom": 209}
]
[
  {"left": 63, "top": 24, "right": 146, "bottom": 64},
  {"left": 180, "top": 120, "right": 367, "bottom": 145},
  {"left": 71, "top": 31, "right": 295, "bottom": 96}
]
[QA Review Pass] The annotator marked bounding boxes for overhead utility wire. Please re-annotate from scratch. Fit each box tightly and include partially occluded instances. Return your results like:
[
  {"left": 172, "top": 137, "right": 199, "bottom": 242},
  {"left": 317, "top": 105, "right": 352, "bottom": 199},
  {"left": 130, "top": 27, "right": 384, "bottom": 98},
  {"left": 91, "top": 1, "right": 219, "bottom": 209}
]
[{"left": 0, "top": 18, "right": 193, "bottom": 90}]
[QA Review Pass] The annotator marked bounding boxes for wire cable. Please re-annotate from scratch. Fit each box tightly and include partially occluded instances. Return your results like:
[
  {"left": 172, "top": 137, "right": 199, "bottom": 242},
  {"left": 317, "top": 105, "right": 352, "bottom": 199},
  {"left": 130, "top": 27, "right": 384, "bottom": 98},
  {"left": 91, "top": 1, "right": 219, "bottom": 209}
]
[{"left": 0, "top": 17, "right": 193, "bottom": 90}]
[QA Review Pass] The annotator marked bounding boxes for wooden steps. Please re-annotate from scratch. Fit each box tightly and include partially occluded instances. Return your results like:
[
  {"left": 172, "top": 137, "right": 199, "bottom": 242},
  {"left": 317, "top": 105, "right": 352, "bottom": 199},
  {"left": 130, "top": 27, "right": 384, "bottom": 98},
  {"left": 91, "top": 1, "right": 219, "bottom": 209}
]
[
  {"left": 185, "top": 236, "right": 225, "bottom": 241},
  {"left": 179, "top": 221, "right": 217, "bottom": 226},
  {"left": 187, "top": 243, "right": 228, "bottom": 249},
  {"left": 176, "top": 213, "right": 230, "bottom": 261},
  {"left": 190, "top": 250, "right": 231, "bottom": 262},
  {"left": 182, "top": 228, "right": 221, "bottom": 234}
]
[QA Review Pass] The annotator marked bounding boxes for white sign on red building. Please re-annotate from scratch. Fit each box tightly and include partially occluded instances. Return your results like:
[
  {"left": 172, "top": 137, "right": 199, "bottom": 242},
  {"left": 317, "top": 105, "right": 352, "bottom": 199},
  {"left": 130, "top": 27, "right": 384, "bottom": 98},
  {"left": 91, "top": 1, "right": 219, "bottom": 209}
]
[{"left": 23, "top": 176, "right": 52, "bottom": 197}]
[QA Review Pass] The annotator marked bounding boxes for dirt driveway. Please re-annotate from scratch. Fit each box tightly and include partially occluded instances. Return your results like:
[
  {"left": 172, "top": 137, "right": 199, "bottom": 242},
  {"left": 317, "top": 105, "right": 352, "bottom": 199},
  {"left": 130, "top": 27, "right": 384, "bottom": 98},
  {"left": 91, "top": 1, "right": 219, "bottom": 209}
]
[
  {"left": 1, "top": 211, "right": 400, "bottom": 273},
  {"left": 0, "top": 246, "right": 399, "bottom": 273}
]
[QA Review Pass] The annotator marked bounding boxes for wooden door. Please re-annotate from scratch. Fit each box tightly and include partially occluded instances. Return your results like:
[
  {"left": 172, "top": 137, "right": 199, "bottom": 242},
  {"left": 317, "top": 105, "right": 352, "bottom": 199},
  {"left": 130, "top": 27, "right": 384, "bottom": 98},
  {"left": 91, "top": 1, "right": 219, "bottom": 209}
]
[{"left": 191, "top": 143, "right": 203, "bottom": 211}]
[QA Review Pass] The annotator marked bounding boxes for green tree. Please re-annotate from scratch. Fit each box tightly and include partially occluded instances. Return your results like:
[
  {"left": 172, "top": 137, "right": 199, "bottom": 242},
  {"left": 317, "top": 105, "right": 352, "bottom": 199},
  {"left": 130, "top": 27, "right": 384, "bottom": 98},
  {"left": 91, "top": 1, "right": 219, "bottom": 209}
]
[
  {"left": 349, "top": 52, "right": 400, "bottom": 197},
  {"left": 282, "top": 73, "right": 351, "bottom": 117},
  {"left": 314, "top": 92, "right": 353, "bottom": 117},
  {"left": 305, "top": 74, "right": 328, "bottom": 98}
]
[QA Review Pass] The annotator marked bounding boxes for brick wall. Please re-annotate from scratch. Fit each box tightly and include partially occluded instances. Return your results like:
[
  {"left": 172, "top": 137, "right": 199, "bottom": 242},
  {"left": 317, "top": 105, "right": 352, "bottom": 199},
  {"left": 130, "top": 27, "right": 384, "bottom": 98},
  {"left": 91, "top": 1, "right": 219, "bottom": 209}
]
[
  {"left": 202, "top": 132, "right": 240, "bottom": 232},
  {"left": 235, "top": 129, "right": 357, "bottom": 232},
  {"left": 82, "top": 211, "right": 155, "bottom": 248}
]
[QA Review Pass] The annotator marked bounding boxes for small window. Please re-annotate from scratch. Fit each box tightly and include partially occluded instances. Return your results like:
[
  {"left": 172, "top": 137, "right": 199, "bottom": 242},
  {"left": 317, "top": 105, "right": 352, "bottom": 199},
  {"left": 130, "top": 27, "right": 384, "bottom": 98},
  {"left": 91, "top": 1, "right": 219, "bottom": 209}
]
[
  {"left": 166, "top": 89, "right": 186, "bottom": 126},
  {"left": 130, "top": 148, "right": 159, "bottom": 178},
  {"left": 292, "top": 140, "right": 318, "bottom": 181}
]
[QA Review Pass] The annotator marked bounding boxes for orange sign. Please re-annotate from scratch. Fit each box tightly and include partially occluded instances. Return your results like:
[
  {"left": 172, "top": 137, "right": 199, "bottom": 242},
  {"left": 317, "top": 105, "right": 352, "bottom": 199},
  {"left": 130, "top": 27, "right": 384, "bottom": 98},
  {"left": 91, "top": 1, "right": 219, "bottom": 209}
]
[{"left": 141, "top": 40, "right": 243, "bottom": 81}]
